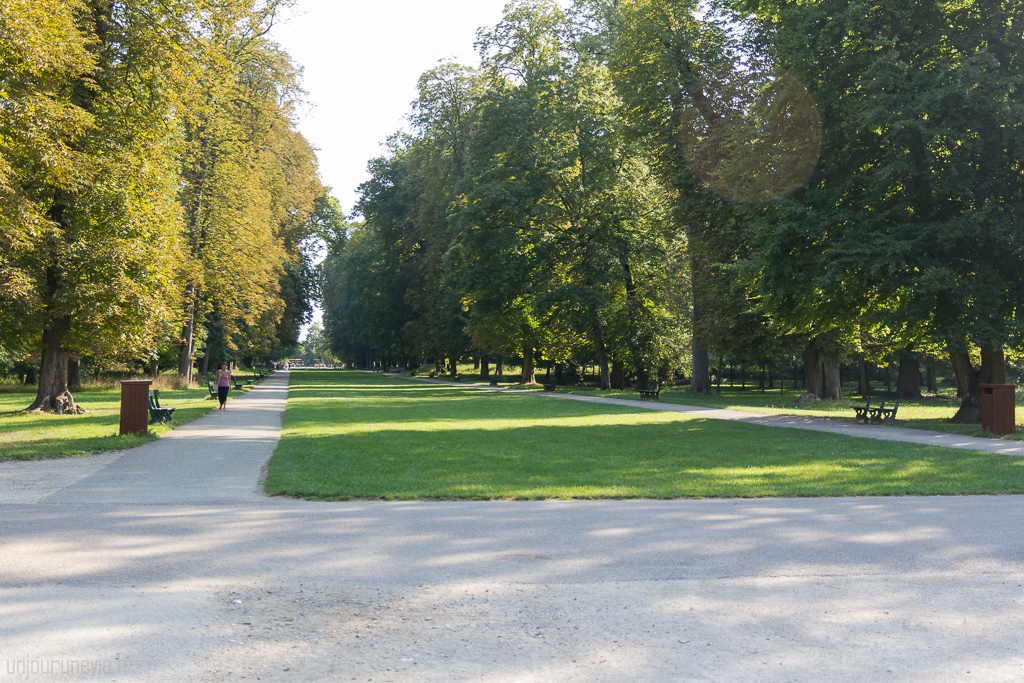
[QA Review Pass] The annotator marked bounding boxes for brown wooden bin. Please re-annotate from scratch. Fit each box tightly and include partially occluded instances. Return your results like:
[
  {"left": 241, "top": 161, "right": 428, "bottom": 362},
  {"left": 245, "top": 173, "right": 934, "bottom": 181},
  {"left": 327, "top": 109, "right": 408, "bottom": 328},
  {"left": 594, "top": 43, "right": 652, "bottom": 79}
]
[
  {"left": 980, "top": 383, "right": 1016, "bottom": 436},
  {"left": 119, "top": 379, "right": 153, "bottom": 435}
]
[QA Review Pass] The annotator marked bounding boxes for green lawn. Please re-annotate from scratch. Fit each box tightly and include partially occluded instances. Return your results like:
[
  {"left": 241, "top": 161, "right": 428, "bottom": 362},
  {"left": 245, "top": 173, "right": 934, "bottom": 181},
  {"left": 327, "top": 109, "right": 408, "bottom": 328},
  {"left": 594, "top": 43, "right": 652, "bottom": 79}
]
[
  {"left": 265, "top": 371, "right": 1024, "bottom": 500},
  {"left": 0, "top": 384, "right": 228, "bottom": 460},
  {"left": 397, "top": 364, "right": 1024, "bottom": 441}
]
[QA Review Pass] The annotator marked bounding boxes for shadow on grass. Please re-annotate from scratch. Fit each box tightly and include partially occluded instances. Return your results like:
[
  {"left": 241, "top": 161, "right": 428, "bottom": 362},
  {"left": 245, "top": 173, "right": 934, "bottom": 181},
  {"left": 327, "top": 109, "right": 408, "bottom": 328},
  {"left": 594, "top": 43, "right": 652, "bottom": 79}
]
[{"left": 270, "top": 372, "right": 1024, "bottom": 500}]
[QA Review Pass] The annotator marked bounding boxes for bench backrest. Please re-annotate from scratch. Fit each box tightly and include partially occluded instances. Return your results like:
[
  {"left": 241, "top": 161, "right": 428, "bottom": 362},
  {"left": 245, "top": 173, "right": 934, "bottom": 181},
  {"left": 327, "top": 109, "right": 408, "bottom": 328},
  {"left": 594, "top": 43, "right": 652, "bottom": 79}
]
[{"left": 149, "top": 389, "right": 160, "bottom": 408}]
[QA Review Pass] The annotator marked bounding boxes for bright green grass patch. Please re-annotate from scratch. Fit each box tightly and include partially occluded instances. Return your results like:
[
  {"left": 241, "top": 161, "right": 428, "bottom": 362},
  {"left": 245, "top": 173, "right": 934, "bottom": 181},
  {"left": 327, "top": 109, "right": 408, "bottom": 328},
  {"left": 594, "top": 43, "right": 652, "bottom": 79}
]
[
  {"left": 266, "top": 371, "right": 1024, "bottom": 500},
  {"left": 444, "top": 377, "right": 1024, "bottom": 442},
  {"left": 0, "top": 387, "right": 223, "bottom": 460}
]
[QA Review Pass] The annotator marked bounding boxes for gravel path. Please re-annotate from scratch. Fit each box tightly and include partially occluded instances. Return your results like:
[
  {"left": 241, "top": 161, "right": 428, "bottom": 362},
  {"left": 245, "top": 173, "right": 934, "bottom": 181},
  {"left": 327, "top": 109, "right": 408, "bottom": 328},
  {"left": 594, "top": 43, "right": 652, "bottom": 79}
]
[{"left": 1, "top": 371, "right": 1023, "bottom": 683}]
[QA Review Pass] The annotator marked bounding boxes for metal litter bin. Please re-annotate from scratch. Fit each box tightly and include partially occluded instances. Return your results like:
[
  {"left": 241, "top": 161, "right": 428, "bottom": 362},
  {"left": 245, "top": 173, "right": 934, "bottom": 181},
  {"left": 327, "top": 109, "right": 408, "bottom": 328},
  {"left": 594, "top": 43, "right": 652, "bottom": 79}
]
[
  {"left": 119, "top": 379, "right": 152, "bottom": 435},
  {"left": 980, "top": 384, "right": 1016, "bottom": 436}
]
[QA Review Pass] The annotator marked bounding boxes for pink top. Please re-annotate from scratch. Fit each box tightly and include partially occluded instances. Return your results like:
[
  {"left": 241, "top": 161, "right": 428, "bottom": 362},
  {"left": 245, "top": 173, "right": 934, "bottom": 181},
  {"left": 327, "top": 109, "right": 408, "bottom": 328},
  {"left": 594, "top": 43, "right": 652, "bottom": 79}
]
[{"left": 217, "top": 370, "right": 232, "bottom": 387}]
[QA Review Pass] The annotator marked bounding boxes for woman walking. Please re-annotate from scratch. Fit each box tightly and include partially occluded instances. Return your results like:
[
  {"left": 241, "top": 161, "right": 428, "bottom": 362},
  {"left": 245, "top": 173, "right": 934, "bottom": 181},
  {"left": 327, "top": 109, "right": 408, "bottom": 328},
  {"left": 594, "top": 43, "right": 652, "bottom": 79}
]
[{"left": 216, "top": 363, "right": 232, "bottom": 410}]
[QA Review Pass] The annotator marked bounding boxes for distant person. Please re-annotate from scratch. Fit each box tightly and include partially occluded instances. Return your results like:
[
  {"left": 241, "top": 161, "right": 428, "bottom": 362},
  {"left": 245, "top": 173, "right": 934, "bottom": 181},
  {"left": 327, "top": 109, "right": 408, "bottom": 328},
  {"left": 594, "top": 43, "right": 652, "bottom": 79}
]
[{"left": 216, "top": 363, "right": 232, "bottom": 410}]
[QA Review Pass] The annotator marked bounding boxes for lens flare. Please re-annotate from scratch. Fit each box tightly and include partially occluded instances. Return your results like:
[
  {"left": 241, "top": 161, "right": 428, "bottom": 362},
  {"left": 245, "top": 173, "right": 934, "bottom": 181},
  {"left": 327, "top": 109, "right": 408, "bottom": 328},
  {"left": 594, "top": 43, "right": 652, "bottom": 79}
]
[{"left": 680, "top": 69, "right": 822, "bottom": 203}]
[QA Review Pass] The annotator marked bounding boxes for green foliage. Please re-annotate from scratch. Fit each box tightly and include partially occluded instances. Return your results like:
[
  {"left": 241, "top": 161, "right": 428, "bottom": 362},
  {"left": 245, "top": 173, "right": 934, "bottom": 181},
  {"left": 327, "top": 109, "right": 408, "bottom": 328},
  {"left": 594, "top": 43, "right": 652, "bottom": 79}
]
[
  {"left": 745, "top": 0, "right": 1024, "bottom": 353},
  {"left": 322, "top": 0, "right": 1024, "bottom": 402}
]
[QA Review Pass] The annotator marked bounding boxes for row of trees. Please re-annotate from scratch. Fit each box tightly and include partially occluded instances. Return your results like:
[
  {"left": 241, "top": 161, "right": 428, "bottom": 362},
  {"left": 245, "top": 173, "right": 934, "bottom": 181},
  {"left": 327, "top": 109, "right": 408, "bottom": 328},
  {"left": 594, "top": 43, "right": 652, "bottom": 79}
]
[
  {"left": 322, "top": 0, "right": 1023, "bottom": 423},
  {"left": 0, "top": 0, "right": 337, "bottom": 409}
]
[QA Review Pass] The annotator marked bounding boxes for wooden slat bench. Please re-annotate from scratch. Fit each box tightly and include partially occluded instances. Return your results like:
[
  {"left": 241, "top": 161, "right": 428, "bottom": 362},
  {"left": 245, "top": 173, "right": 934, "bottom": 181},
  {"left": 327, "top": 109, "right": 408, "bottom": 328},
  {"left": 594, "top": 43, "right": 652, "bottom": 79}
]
[
  {"left": 854, "top": 391, "right": 902, "bottom": 424},
  {"left": 638, "top": 381, "right": 662, "bottom": 399}
]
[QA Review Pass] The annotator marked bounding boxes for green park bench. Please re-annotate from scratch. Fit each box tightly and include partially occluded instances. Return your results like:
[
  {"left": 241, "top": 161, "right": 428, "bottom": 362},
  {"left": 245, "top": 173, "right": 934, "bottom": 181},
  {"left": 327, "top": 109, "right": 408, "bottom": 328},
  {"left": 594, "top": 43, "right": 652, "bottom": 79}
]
[
  {"left": 638, "top": 381, "right": 662, "bottom": 399},
  {"left": 854, "top": 391, "right": 902, "bottom": 424},
  {"left": 543, "top": 381, "right": 557, "bottom": 392},
  {"left": 148, "top": 389, "right": 175, "bottom": 423},
  {"left": 207, "top": 381, "right": 217, "bottom": 399}
]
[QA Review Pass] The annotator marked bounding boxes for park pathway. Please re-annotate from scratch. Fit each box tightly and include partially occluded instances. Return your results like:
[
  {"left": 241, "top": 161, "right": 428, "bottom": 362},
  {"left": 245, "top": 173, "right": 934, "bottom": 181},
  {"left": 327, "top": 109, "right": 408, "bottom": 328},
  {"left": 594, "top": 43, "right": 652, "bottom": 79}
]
[
  {"left": 1, "top": 370, "right": 1023, "bottom": 683},
  {"left": 392, "top": 373, "right": 1024, "bottom": 456},
  {"left": 36, "top": 370, "right": 290, "bottom": 505}
]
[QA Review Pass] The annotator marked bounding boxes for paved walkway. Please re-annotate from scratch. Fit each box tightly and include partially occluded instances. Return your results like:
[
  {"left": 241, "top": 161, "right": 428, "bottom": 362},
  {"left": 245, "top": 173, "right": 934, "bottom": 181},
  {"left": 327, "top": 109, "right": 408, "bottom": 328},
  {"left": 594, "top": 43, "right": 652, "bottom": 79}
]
[
  {"left": 393, "top": 373, "right": 1024, "bottom": 456},
  {"left": 1, "top": 370, "right": 1023, "bottom": 683},
  {"left": 0, "top": 371, "right": 289, "bottom": 505}
]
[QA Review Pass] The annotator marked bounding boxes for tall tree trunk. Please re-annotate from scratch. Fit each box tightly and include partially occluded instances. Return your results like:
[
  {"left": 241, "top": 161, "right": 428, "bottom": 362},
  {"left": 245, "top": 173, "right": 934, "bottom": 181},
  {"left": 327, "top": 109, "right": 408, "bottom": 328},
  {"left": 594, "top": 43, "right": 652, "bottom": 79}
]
[
  {"left": 897, "top": 348, "right": 922, "bottom": 398},
  {"left": 68, "top": 358, "right": 82, "bottom": 391},
  {"left": 178, "top": 286, "right": 196, "bottom": 382},
  {"left": 592, "top": 320, "right": 611, "bottom": 390},
  {"left": 980, "top": 346, "right": 1006, "bottom": 384},
  {"left": 449, "top": 355, "right": 459, "bottom": 378},
  {"left": 611, "top": 360, "right": 624, "bottom": 390},
  {"left": 949, "top": 349, "right": 981, "bottom": 423},
  {"left": 948, "top": 347, "right": 1003, "bottom": 423},
  {"left": 822, "top": 355, "right": 843, "bottom": 401},
  {"left": 29, "top": 317, "right": 72, "bottom": 412},
  {"left": 926, "top": 358, "right": 938, "bottom": 393},
  {"left": 802, "top": 348, "right": 824, "bottom": 397},
  {"left": 480, "top": 357, "right": 490, "bottom": 380},
  {"left": 858, "top": 355, "right": 869, "bottom": 396},
  {"left": 618, "top": 256, "right": 654, "bottom": 392},
  {"left": 521, "top": 345, "right": 537, "bottom": 384},
  {"left": 690, "top": 343, "right": 711, "bottom": 393}
]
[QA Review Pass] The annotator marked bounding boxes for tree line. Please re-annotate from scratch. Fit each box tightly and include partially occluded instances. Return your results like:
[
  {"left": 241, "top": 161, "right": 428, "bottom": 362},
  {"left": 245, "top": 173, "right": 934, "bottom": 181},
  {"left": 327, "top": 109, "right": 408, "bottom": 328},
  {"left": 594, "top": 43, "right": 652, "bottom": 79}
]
[
  {"left": 0, "top": 0, "right": 339, "bottom": 410},
  {"left": 323, "top": 0, "right": 1023, "bottom": 423}
]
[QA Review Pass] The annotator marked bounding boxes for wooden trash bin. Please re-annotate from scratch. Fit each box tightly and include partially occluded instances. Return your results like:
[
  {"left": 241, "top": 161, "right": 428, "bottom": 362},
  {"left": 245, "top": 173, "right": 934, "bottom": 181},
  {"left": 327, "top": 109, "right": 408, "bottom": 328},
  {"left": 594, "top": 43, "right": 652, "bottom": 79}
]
[
  {"left": 980, "top": 384, "right": 1016, "bottom": 436},
  {"left": 119, "top": 379, "right": 153, "bottom": 435}
]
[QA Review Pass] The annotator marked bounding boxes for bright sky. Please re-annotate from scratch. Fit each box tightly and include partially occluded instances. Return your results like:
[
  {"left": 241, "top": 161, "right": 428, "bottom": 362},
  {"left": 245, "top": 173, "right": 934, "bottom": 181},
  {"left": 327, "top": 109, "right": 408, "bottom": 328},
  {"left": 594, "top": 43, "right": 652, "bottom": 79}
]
[
  {"left": 269, "top": 0, "right": 517, "bottom": 218},
  {"left": 270, "top": 0, "right": 570, "bottom": 341}
]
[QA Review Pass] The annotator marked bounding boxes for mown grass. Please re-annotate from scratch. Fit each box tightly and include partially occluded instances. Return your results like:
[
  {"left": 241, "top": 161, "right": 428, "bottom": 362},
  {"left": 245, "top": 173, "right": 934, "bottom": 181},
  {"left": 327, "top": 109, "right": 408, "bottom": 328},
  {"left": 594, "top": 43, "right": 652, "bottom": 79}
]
[
  {"left": 404, "top": 363, "right": 1022, "bottom": 442},
  {"left": 0, "top": 382, "right": 250, "bottom": 461},
  {"left": 266, "top": 371, "right": 1024, "bottom": 500},
  {"left": 551, "top": 385, "right": 1024, "bottom": 441}
]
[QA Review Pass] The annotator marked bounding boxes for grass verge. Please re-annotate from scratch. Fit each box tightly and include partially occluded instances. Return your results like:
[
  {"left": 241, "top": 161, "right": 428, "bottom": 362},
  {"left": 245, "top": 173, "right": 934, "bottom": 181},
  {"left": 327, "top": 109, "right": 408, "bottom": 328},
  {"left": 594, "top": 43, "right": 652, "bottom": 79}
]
[
  {"left": 391, "top": 365, "right": 1024, "bottom": 441},
  {"left": 266, "top": 371, "right": 1024, "bottom": 500},
  {"left": 0, "top": 383, "right": 245, "bottom": 461}
]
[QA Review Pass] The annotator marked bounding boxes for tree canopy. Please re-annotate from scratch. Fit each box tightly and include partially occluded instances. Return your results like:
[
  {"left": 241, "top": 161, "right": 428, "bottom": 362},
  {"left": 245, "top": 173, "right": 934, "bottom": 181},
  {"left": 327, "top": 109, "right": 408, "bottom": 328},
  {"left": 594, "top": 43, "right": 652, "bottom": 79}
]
[{"left": 0, "top": 0, "right": 329, "bottom": 408}]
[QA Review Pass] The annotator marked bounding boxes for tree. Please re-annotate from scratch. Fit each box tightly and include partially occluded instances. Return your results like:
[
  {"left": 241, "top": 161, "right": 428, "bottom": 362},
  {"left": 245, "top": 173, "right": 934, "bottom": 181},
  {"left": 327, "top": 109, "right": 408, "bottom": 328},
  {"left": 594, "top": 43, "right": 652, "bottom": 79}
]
[
  {"left": 2, "top": 0, "right": 194, "bottom": 411},
  {"left": 607, "top": 0, "right": 750, "bottom": 393},
  {"left": 456, "top": 0, "right": 679, "bottom": 387},
  {"left": 176, "top": 14, "right": 322, "bottom": 380},
  {"left": 741, "top": 0, "right": 1024, "bottom": 419}
]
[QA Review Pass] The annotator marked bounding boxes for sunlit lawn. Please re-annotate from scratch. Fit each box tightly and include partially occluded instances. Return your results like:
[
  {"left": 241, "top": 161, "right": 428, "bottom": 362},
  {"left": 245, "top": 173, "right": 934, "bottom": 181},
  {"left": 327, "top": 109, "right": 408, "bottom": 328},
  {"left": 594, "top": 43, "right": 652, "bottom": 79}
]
[
  {"left": 0, "top": 384, "right": 236, "bottom": 460},
  {"left": 415, "top": 365, "right": 1024, "bottom": 442},
  {"left": 266, "top": 371, "right": 1024, "bottom": 500}
]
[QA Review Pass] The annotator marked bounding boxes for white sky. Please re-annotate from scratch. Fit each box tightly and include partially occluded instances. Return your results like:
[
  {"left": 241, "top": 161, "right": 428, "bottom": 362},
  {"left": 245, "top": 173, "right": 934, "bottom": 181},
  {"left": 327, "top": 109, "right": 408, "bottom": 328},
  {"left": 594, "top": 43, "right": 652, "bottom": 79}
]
[{"left": 269, "top": 0, "right": 517, "bottom": 218}]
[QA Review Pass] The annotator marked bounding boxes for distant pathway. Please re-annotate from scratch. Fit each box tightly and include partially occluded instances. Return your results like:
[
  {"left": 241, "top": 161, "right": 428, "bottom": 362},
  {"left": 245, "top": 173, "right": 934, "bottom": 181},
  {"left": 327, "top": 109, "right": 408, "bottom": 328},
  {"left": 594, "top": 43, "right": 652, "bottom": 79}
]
[{"left": 390, "top": 373, "right": 1024, "bottom": 456}]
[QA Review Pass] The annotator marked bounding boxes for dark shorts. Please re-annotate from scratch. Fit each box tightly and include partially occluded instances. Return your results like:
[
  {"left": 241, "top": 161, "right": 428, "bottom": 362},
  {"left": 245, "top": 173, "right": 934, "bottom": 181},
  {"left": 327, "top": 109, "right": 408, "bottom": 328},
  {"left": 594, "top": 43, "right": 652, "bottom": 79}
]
[{"left": 218, "top": 386, "right": 229, "bottom": 404}]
